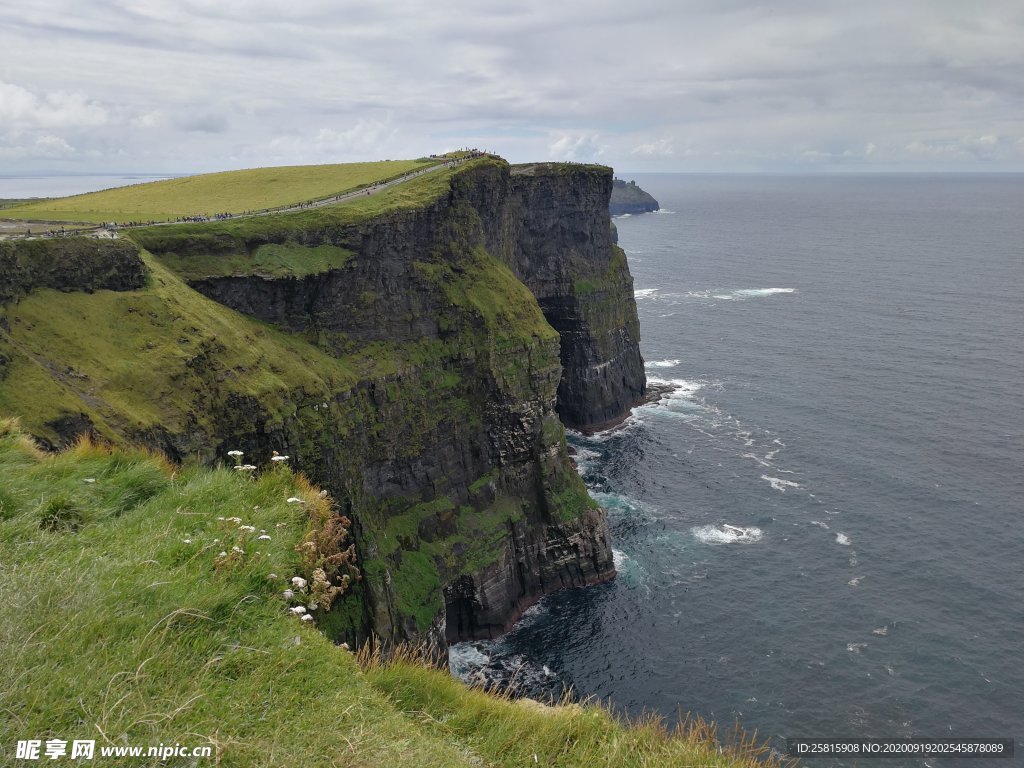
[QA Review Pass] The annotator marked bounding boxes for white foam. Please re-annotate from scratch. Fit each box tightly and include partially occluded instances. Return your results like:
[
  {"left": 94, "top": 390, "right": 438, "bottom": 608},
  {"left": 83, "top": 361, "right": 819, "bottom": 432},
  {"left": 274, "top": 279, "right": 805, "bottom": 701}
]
[
  {"left": 645, "top": 359, "right": 681, "bottom": 368},
  {"left": 810, "top": 520, "right": 830, "bottom": 529},
  {"left": 847, "top": 642, "right": 867, "bottom": 654},
  {"left": 651, "top": 209, "right": 676, "bottom": 214},
  {"left": 835, "top": 532, "right": 852, "bottom": 546},
  {"left": 691, "top": 524, "right": 763, "bottom": 545},
  {"left": 634, "top": 288, "right": 658, "bottom": 298},
  {"left": 761, "top": 474, "right": 801, "bottom": 492},
  {"left": 742, "top": 452, "right": 773, "bottom": 468},
  {"left": 448, "top": 643, "right": 491, "bottom": 679},
  {"left": 734, "top": 288, "right": 796, "bottom": 297},
  {"left": 873, "top": 626, "right": 888, "bottom": 636},
  {"left": 847, "top": 576, "right": 863, "bottom": 586},
  {"left": 612, "top": 549, "right": 628, "bottom": 569}
]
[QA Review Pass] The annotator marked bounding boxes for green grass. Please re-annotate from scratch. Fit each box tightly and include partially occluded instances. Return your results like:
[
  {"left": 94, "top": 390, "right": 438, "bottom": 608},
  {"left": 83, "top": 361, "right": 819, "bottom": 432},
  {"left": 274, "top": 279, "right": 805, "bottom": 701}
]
[
  {"left": 1, "top": 160, "right": 438, "bottom": 224},
  {"left": 156, "top": 242, "right": 355, "bottom": 280},
  {"left": 0, "top": 420, "right": 785, "bottom": 767},
  {"left": 0, "top": 254, "right": 366, "bottom": 445}
]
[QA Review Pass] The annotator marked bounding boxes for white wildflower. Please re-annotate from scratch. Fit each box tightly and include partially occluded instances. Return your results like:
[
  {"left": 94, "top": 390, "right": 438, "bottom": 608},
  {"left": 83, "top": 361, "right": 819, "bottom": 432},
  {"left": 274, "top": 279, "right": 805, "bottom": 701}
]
[
  {"left": 291, "top": 576, "right": 308, "bottom": 592},
  {"left": 319, "top": 489, "right": 328, "bottom": 497},
  {"left": 239, "top": 524, "right": 256, "bottom": 532},
  {"left": 227, "top": 450, "right": 244, "bottom": 457},
  {"left": 232, "top": 546, "right": 244, "bottom": 554},
  {"left": 218, "top": 551, "right": 227, "bottom": 557},
  {"left": 268, "top": 573, "right": 279, "bottom": 580},
  {"left": 301, "top": 614, "right": 314, "bottom": 622},
  {"left": 183, "top": 538, "right": 192, "bottom": 544},
  {"left": 289, "top": 605, "right": 307, "bottom": 615},
  {"left": 271, "top": 455, "right": 289, "bottom": 463},
  {"left": 258, "top": 534, "right": 271, "bottom": 541},
  {"left": 286, "top": 497, "right": 304, "bottom": 504},
  {"left": 308, "top": 601, "right": 319, "bottom": 610},
  {"left": 83, "top": 478, "right": 96, "bottom": 484}
]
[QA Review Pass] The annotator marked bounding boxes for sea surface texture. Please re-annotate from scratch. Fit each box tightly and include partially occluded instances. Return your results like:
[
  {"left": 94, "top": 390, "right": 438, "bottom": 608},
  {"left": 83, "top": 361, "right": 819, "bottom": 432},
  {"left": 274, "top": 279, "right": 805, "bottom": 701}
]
[{"left": 452, "top": 173, "right": 1023, "bottom": 766}]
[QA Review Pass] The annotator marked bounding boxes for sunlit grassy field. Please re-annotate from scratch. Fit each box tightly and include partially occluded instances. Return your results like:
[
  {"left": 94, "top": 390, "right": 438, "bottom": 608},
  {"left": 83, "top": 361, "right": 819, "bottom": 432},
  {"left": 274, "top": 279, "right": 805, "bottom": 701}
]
[{"left": 1, "top": 159, "right": 438, "bottom": 224}]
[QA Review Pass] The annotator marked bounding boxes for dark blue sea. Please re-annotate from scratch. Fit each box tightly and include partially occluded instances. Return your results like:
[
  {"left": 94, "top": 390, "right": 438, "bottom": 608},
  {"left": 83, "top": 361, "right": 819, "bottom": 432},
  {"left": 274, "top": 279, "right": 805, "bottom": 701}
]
[{"left": 452, "top": 173, "right": 1024, "bottom": 766}]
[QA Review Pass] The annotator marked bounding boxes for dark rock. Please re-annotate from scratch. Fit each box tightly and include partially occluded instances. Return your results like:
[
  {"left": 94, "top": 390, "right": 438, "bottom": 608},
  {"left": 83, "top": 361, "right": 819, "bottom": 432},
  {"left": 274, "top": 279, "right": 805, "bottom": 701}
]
[{"left": 608, "top": 178, "right": 659, "bottom": 215}]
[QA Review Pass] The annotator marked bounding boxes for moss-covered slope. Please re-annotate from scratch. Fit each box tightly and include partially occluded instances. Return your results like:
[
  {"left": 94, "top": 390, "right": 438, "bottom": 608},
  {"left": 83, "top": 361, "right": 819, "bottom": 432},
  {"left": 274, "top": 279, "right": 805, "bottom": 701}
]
[{"left": 0, "top": 422, "right": 781, "bottom": 768}]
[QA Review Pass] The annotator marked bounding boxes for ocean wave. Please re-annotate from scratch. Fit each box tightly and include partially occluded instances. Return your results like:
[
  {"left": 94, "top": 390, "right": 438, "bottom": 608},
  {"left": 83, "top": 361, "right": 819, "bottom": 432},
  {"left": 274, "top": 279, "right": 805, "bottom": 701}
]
[
  {"left": 591, "top": 491, "right": 649, "bottom": 517},
  {"left": 688, "top": 287, "right": 796, "bottom": 301},
  {"left": 448, "top": 643, "right": 491, "bottom": 679},
  {"left": 691, "top": 523, "right": 763, "bottom": 545},
  {"left": 634, "top": 287, "right": 658, "bottom": 298},
  {"left": 734, "top": 288, "right": 796, "bottom": 297},
  {"left": 835, "top": 532, "right": 852, "bottom": 546},
  {"left": 645, "top": 359, "right": 681, "bottom": 368},
  {"left": 810, "top": 520, "right": 830, "bottom": 529},
  {"left": 612, "top": 548, "right": 628, "bottom": 569},
  {"left": 847, "top": 642, "right": 867, "bottom": 654},
  {"left": 761, "top": 474, "right": 801, "bottom": 492}
]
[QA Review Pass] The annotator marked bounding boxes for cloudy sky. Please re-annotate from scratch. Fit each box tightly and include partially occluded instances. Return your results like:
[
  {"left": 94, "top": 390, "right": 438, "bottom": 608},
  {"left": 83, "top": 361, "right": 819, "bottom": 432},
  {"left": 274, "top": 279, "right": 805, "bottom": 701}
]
[{"left": 1, "top": 0, "right": 1023, "bottom": 175}]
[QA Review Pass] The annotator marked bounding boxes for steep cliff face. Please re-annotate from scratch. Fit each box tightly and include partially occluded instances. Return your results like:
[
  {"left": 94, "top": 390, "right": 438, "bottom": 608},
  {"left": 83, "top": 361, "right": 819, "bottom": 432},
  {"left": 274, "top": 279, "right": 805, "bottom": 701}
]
[{"left": 0, "top": 157, "right": 642, "bottom": 649}]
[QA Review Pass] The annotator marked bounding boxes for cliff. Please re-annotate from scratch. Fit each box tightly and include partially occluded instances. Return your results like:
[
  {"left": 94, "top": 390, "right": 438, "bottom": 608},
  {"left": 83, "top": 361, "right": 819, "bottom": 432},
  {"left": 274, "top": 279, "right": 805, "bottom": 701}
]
[
  {"left": 609, "top": 178, "right": 660, "bottom": 215},
  {"left": 0, "top": 157, "right": 646, "bottom": 649}
]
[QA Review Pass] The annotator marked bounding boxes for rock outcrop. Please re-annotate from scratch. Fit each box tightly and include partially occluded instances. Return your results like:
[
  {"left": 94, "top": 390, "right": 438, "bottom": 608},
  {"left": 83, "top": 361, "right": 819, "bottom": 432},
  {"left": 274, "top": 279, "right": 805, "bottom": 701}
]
[
  {"left": 609, "top": 178, "right": 659, "bottom": 215},
  {"left": 0, "top": 157, "right": 645, "bottom": 650}
]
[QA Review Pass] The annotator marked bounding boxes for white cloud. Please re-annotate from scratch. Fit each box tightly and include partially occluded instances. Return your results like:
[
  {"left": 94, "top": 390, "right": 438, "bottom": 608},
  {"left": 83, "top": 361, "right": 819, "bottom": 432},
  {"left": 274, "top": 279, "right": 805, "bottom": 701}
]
[
  {"left": 0, "top": 80, "right": 107, "bottom": 129},
  {"left": 0, "top": 2, "right": 1021, "bottom": 173},
  {"left": 631, "top": 139, "right": 675, "bottom": 156},
  {"left": 548, "top": 132, "right": 605, "bottom": 161}
]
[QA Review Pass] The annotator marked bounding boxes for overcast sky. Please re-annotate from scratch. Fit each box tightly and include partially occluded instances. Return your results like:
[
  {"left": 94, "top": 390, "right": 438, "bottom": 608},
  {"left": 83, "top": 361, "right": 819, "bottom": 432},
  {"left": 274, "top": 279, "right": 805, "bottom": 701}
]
[{"left": 2, "top": 0, "right": 1023, "bottom": 175}]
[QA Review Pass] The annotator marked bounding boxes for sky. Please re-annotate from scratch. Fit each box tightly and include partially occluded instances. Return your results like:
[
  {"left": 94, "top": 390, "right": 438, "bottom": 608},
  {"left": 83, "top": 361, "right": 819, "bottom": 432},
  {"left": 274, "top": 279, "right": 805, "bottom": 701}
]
[{"left": 1, "top": 0, "right": 1023, "bottom": 175}]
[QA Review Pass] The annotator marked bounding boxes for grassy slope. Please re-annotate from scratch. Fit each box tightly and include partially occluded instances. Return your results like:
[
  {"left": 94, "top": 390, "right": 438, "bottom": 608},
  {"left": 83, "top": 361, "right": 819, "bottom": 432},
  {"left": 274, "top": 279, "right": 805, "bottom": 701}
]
[
  {"left": 0, "top": 160, "right": 436, "bottom": 224},
  {"left": 0, "top": 255, "right": 367, "bottom": 446},
  {"left": 0, "top": 422, "right": 782, "bottom": 768}
]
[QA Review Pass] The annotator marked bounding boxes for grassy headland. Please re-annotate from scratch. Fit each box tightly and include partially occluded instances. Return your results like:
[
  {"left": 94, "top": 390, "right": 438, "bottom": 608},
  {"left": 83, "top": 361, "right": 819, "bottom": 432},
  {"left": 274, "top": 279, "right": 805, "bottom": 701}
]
[
  {"left": 0, "top": 420, "right": 786, "bottom": 767},
  {"left": 0, "top": 159, "right": 439, "bottom": 224}
]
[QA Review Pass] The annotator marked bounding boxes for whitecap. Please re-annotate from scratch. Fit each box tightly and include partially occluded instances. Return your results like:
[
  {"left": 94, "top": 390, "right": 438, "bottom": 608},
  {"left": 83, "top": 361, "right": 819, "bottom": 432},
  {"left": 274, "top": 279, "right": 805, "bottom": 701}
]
[
  {"left": 848, "top": 576, "right": 863, "bottom": 586},
  {"left": 634, "top": 288, "right": 658, "bottom": 298},
  {"left": 835, "top": 532, "right": 852, "bottom": 546},
  {"left": 872, "top": 626, "right": 888, "bottom": 636},
  {"left": 691, "top": 523, "right": 763, "bottom": 545},
  {"left": 645, "top": 359, "right": 681, "bottom": 368},
  {"left": 651, "top": 209, "right": 676, "bottom": 214},
  {"left": 733, "top": 288, "right": 796, "bottom": 298},
  {"left": 810, "top": 520, "right": 830, "bottom": 530},
  {"left": 761, "top": 474, "right": 801, "bottom": 492},
  {"left": 847, "top": 642, "right": 867, "bottom": 654}
]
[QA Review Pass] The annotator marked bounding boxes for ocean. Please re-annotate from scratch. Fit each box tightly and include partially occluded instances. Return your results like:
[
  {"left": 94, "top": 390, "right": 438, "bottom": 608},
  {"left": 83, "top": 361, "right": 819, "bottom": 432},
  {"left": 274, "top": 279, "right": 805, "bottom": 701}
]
[{"left": 451, "top": 173, "right": 1024, "bottom": 766}]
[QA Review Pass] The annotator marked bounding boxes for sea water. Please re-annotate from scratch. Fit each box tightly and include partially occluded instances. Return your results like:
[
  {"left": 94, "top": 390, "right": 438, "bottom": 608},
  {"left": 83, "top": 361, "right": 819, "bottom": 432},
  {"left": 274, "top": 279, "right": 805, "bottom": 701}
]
[{"left": 451, "top": 173, "right": 1024, "bottom": 766}]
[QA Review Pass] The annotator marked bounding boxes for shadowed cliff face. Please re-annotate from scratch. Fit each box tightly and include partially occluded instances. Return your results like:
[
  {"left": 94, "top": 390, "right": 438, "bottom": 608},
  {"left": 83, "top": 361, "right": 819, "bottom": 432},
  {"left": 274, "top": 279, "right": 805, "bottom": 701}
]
[
  {"left": 164, "top": 160, "right": 643, "bottom": 645},
  {"left": 1, "top": 158, "right": 642, "bottom": 649}
]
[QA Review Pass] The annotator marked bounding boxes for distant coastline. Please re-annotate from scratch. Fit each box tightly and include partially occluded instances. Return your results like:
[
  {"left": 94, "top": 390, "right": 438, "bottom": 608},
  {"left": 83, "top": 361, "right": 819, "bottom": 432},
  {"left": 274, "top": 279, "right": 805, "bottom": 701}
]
[
  {"left": 0, "top": 175, "right": 175, "bottom": 199},
  {"left": 609, "top": 178, "right": 659, "bottom": 215}
]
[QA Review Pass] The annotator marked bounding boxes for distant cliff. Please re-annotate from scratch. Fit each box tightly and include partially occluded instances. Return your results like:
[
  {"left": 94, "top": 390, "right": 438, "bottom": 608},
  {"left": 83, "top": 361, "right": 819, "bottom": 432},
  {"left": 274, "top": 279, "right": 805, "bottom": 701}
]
[
  {"left": 0, "top": 157, "right": 646, "bottom": 650},
  {"left": 609, "top": 178, "right": 659, "bottom": 215}
]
